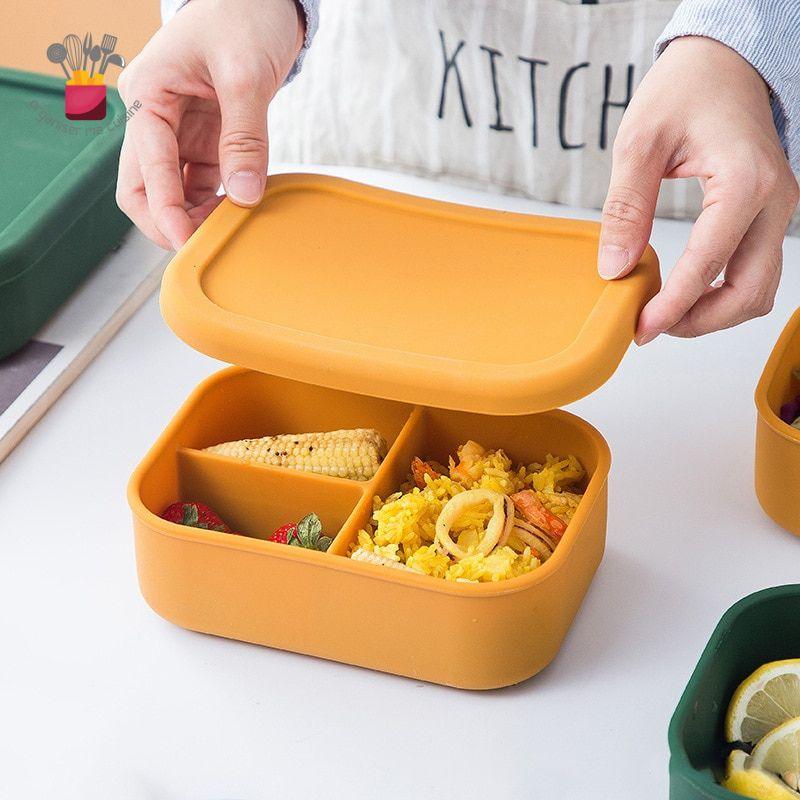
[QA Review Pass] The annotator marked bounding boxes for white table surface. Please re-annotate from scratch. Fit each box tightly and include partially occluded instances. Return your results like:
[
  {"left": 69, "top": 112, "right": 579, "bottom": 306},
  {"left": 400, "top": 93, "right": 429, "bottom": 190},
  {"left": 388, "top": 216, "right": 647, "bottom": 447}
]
[{"left": 1, "top": 165, "right": 798, "bottom": 800}]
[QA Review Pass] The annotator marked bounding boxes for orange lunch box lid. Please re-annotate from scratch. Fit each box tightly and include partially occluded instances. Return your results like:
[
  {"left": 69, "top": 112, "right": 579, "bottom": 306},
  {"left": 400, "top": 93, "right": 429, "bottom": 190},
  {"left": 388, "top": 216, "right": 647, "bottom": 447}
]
[{"left": 160, "top": 173, "right": 660, "bottom": 415}]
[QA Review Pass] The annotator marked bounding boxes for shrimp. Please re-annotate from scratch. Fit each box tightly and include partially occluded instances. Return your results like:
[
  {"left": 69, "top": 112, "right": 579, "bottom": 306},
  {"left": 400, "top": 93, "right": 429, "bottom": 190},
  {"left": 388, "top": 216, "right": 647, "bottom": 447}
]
[
  {"left": 510, "top": 490, "right": 568, "bottom": 540},
  {"left": 410, "top": 457, "right": 442, "bottom": 489},
  {"left": 449, "top": 440, "right": 486, "bottom": 484}
]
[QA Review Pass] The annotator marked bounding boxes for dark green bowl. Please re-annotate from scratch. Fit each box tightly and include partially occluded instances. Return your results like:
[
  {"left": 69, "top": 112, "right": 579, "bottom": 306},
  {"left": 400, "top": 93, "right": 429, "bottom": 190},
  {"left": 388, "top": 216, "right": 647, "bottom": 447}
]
[
  {"left": 669, "top": 585, "right": 800, "bottom": 799},
  {"left": 0, "top": 68, "right": 131, "bottom": 359}
]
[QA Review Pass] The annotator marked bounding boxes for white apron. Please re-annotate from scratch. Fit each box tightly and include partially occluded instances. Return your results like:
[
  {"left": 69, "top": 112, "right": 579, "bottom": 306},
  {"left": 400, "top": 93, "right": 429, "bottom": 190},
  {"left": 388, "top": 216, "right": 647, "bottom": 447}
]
[{"left": 268, "top": 0, "right": 798, "bottom": 233}]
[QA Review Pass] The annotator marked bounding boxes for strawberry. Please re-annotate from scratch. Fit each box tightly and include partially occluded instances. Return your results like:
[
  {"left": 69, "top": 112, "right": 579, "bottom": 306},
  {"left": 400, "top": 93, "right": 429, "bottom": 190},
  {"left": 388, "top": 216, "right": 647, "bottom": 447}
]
[
  {"left": 269, "top": 521, "right": 299, "bottom": 545},
  {"left": 160, "top": 502, "right": 231, "bottom": 533},
  {"left": 268, "top": 514, "right": 332, "bottom": 551}
]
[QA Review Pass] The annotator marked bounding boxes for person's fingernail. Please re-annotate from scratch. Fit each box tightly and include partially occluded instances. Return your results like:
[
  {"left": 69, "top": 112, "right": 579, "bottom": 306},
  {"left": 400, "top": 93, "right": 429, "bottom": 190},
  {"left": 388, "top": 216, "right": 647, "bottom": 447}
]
[
  {"left": 598, "top": 245, "right": 630, "bottom": 279},
  {"left": 226, "top": 171, "right": 263, "bottom": 205},
  {"left": 635, "top": 329, "right": 659, "bottom": 346}
]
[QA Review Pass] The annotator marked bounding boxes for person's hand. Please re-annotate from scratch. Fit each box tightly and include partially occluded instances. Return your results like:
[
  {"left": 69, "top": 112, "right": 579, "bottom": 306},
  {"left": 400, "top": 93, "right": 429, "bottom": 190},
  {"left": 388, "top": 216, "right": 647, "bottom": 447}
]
[
  {"left": 599, "top": 36, "right": 799, "bottom": 343},
  {"left": 116, "top": 0, "right": 304, "bottom": 249}
]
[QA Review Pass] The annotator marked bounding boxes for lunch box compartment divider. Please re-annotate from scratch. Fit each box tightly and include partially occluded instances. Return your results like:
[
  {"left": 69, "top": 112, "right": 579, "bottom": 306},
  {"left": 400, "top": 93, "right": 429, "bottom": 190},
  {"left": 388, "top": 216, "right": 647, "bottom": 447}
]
[
  {"left": 138, "top": 369, "right": 421, "bottom": 548},
  {"left": 327, "top": 407, "right": 425, "bottom": 555},
  {"left": 329, "top": 405, "right": 599, "bottom": 555},
  {"left": 141, "top": 372, "right": 609, "bottom": 568},
  {"left": 668, "top": 586, "right": 800, "bottom": 799},
  {"left": 177, "top": 448, "right": 367, "bottom": 542}
]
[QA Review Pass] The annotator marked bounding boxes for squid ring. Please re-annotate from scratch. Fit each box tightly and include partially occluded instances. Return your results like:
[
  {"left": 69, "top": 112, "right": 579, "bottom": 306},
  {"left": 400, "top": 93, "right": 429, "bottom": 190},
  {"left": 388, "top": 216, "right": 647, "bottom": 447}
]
[
  {"left": 509, "top": 520, "right": 554, "bottom": 561},
  {"left": 435, "top": 489, "right": 513, "bottom": 561}
]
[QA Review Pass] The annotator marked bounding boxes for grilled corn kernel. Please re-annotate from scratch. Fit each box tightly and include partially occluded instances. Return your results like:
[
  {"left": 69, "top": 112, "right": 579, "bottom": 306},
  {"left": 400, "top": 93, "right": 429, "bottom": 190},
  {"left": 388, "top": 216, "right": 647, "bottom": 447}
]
[{"left": 204, "top": 428, "right": 387, "bottom": 481}]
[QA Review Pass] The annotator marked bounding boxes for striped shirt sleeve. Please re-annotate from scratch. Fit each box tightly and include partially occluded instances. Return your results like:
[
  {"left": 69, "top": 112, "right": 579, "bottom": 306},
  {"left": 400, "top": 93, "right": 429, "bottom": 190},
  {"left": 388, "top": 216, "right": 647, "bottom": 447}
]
[
  {"left": 656, "top": 0, "right": 800, "bottom": 171},
  {"left": 160, "top": 0, "right": 320, "bottom": 83}
]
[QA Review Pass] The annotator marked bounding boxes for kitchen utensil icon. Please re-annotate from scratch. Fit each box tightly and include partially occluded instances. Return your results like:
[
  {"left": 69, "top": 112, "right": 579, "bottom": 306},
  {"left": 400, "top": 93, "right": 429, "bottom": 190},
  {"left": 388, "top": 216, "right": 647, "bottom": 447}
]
[
  {"left": 50, "top": 29, "right": 123, "bottom": 118},
  {"left": 81, "top": 32, "right": 92, "bottom": 70},
  {"left": 101, "top": 52, "right": 126, "bottom": 77},
  {"left": 88, "top": 45, "right": 102, "bottom": 78},
  {"left": 63, "top": 34, "right": 83, "bottom": 73},
  {"left": 98, "top": 33, "right": 117, "bottom": 74},
  {"left": 46, "top": 43, "right": 71, "bottom": 79}
]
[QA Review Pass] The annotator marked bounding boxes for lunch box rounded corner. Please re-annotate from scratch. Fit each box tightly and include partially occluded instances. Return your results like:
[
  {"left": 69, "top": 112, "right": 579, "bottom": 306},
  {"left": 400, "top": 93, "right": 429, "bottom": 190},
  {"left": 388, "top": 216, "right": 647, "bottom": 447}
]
[
  {"left": 128, "top": 366, "right": 611, "bottom": 690},
  {"left": 754, "top": 307, "right": 800, "bottom": 537},
  {"left": 667, "top": 585, "right": 800, "bottom": 799}
]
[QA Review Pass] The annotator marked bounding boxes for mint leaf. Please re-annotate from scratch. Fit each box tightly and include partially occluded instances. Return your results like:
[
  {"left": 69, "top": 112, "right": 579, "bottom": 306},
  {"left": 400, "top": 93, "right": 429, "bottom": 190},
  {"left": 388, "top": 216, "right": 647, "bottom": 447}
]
[
  {"left": 182, "top": 504, "right": 199, "bottom": 527},
  {"left": 299, "top": 514, "right": 322, "bottom": 535},
  {"left": 316, "top": 536, "right": 333, "bottom": 552},
  {"left": 299, "top": 526, "right": 315, "bottom": 548},
  {"left": 297, "top": 514, "right": 323, "bottom": 548}
]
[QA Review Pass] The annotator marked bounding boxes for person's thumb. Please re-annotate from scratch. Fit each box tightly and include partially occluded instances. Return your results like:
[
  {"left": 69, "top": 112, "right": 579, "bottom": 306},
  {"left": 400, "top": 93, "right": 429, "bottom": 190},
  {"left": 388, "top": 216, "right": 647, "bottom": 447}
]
[
  {"left": 217, "top": 79, "right": 270, "bottom": 207},
  {"left": 598, "top": 136, "right": 666, "bottom": 280}
]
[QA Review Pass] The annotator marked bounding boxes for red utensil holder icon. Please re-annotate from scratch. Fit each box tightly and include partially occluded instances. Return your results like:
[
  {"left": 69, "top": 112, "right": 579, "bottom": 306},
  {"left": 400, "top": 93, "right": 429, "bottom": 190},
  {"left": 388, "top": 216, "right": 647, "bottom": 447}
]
[{"left": 64, "top": 84, "right": 106, "bottom": 121}]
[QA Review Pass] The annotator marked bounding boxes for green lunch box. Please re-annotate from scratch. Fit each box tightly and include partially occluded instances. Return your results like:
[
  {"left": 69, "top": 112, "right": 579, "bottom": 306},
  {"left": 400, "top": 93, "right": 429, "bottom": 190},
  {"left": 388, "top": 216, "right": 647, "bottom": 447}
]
[
  {"left": 668, "top": 585, "right": 800, "bottom": 799},
  {"left": 0, "top": 67, "right": 131, "bottom": 359}
]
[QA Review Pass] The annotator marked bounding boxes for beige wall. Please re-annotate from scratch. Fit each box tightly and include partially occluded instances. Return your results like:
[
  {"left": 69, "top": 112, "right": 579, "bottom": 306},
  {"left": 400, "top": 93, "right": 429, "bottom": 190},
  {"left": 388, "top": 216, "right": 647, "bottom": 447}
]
[{"left": 2, "top": 0, "right": 159, "bottom": 84}]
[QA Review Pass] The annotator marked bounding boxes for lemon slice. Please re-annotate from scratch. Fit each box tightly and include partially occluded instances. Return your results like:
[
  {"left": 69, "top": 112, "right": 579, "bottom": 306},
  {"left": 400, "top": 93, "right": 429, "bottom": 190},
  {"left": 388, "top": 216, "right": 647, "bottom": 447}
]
[
  {"left": 749, "top": 717, "right": 800, "bottom": 792},
  {"left": 723, "top": 750, "right": 800, "bottom": 799},
  {"left": 726, "top": 661, "right": 800, "bottom": 744}
]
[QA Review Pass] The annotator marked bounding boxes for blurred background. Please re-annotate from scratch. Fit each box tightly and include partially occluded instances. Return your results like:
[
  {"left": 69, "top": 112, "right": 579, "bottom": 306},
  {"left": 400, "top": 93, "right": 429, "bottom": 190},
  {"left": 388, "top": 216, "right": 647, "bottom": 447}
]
[{"left": 2, "top": 1, "right": 156, "bottom": 80}]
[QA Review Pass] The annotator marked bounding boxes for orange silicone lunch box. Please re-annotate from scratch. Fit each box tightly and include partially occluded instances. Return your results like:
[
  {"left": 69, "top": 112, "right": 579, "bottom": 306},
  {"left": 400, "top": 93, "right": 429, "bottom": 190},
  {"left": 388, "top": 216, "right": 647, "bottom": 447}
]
[
  {"left": 128, "top": 174, "right": 660, "bottom": 689},
  {"left": 755, "top": 306, "right": 800, "bottom": 537}
]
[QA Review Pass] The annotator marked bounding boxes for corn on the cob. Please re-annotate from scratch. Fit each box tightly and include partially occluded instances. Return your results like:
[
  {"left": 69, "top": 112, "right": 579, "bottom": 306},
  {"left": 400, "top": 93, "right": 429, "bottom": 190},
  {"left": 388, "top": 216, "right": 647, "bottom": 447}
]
[
  {"left": 204, "top": 428, "right": 387, "bottom": 481},
  {"left": 350, "top": 547, "right": 418, "bottom": 571}
]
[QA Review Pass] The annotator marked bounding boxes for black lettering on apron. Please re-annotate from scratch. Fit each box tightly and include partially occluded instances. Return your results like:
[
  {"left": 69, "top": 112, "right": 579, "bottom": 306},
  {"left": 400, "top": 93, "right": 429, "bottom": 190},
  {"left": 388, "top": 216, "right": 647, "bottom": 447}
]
[
  {"left": 559, "top": 62, "right": 590, "bottom": 150},
  {"left": 518, "top": 56, "right": 549, "bottom": 147},
  {"left": 437, "top": 30, "right": 472, "bottom": 127},
  {"left": 480, "top": 45, "right": 514, "bottom": 133}
]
